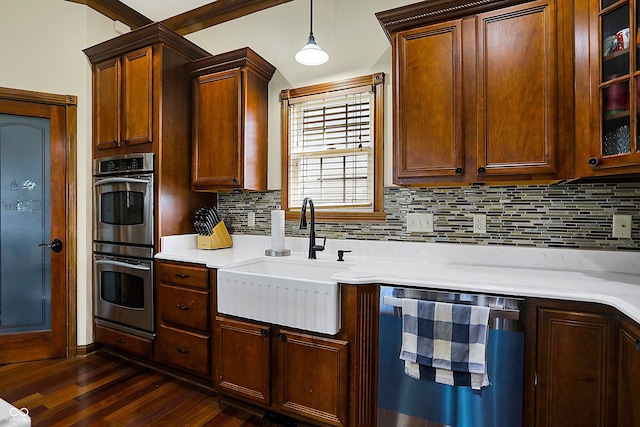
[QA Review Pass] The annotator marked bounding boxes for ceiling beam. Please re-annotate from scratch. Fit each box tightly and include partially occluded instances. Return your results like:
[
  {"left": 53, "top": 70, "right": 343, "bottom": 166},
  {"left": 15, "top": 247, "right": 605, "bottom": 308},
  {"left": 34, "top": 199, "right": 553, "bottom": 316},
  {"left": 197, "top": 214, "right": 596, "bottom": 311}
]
[
  {"left": 67, "top": 0, "right": 294, "bottom": 36},
  {"left": 162, "top": 0, "right": 294, "bottom": 35},
  {"left": 66, "top": 0, "right": 152, "bottom": 30}
]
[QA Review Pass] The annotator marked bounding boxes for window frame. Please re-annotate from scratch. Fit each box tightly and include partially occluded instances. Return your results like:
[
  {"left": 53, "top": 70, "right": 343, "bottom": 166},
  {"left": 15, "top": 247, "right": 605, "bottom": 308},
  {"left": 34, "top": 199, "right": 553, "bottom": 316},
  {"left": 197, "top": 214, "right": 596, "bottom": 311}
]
[{"left": 280, "top": 72, "right": 385, "bottom": 223}]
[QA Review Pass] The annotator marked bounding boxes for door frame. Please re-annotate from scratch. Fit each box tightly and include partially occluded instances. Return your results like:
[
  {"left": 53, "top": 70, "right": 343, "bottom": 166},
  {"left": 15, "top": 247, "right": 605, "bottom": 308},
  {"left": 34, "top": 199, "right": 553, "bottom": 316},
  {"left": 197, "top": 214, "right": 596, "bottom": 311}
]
[{"left": 0, "top": 87, "right": 77, "bottom": 358}]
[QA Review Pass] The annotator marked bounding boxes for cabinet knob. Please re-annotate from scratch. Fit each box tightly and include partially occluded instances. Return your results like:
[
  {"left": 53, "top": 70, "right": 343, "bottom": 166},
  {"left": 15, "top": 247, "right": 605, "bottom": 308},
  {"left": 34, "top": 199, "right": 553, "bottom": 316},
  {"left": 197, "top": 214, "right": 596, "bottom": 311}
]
[
  {"left": 455, "top": 167, "right": 463, "bottom": 175},
  {"left": 261, "top": 329, "right": 268, "bottom": 337},
  {"left": 232, "top": 177, "right": 239, "bottom": 184},
  {"left": 113, "top": 140, "right": 119, "bottom": 147},
  {"left": 477, "top": 167, "right": 486, "bottom": 174},
  {"left": 636, "top": 338, "right": 640, "bottom": 351},
  {"left": 588, "top": 157, "right": 599, "bottom": 167},
  {"left": 121, "top": 138, "right": 127, "bottom": 145},
  {"left": 278, "top": 333, "right": 286, "bottom": 341}
]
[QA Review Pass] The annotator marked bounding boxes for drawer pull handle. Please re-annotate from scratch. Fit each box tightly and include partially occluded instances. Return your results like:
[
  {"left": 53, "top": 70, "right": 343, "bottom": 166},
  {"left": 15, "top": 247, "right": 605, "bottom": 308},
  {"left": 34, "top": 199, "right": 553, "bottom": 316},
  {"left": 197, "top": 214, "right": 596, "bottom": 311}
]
[
  {"left": 175, "top": 273, "right": 189, "bottom": 278},
  {"left": 176, "top": 347, "right": 190, "bottom": 354},
  {"left": 176, "top": 304, "right": 191, "bottom": 311},
  {"left": 115, "top": 338, "right": 126, "bottom": 344}
]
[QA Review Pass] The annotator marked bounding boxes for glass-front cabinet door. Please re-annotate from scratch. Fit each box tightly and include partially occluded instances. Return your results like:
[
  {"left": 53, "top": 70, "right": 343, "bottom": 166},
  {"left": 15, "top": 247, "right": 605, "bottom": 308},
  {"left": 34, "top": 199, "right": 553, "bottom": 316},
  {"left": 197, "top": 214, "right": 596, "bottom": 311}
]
[{"left": 586, "top": 0, "right": 640, "bottom": 172}]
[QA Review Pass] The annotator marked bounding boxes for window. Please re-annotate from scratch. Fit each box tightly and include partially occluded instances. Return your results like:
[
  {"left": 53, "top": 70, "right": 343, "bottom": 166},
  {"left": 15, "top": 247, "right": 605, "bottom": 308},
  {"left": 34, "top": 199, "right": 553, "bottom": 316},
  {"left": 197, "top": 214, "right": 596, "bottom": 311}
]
[{"left": 281, "top": 73, "right": 385, "bottom": 222}]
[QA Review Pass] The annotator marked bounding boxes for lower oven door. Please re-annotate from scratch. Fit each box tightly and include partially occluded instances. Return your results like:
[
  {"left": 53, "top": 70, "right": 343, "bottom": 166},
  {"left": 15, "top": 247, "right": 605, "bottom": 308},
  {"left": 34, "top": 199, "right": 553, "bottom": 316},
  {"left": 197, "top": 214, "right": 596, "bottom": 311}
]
[{"left": 94, "top": 254, "right": 154, "bottom": 335}]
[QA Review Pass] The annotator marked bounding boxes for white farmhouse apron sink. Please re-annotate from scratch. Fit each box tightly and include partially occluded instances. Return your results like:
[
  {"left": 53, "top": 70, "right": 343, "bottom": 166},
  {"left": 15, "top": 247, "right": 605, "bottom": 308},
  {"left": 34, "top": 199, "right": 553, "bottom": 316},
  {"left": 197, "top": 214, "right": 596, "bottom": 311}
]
[{"left": 217, "top": 257, "right": 348, "bottom": 335}]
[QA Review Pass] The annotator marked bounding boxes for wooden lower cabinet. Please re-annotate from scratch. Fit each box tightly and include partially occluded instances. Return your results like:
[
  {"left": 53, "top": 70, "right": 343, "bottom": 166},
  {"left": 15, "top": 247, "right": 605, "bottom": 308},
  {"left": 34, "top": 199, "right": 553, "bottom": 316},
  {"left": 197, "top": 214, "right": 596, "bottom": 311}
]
[
  {"left": 213, "top": 284, "right": 379, "bottom": 427},
  {"left": 214, "top": 316, "right": 271, "bottom": 404},
  {"left": 213, "top": 316, "right": 348, "bottom": 426},
  {"left": 527, "top": 299, "right": 618, "bottom": 427},
  {"left": 618, "top": 318, "right": 640, "bottom": 427},
  {"left": 95, "top": 324, "right": 153, "bottom": 358},
  {"left": 155, "top": 260, "right": 211, "bottom": 377},
  {"left": 274, "top": 330, "right": 348, "bottom": 426}
]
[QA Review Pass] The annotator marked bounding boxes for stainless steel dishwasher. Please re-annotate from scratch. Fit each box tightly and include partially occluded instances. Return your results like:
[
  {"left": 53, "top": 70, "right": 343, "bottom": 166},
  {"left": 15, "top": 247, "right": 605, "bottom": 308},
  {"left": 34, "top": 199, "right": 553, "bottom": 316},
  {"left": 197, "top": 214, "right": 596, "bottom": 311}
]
[{"left": 378, "top": 286, "right": 525, "bottom": 427}]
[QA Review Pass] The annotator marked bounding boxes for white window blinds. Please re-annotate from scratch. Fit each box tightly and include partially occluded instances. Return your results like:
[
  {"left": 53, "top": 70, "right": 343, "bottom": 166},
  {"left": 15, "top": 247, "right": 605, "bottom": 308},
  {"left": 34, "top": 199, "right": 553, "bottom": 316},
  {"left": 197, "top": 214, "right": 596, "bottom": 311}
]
[{"left": 288, "top": 89, "right": 374, "bottom": 211}]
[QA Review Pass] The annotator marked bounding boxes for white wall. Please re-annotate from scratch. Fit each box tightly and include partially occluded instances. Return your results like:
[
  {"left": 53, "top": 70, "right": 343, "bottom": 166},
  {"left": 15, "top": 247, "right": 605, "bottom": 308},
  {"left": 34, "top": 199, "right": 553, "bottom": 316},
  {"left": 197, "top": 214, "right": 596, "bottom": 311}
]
[
  {"left": 1, "top": 0, "right": 119, "bottom": 346},
  {"left": 185, "top": 0, "right": 414, "bottom": 188}
]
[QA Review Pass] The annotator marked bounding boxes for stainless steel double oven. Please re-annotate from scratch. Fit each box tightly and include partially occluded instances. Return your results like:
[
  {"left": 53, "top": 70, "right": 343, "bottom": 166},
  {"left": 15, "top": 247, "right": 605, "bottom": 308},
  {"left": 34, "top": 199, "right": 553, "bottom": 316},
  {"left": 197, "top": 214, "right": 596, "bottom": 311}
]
[{"left": 93, "top": 153, "right": 156, "bottom": 340}]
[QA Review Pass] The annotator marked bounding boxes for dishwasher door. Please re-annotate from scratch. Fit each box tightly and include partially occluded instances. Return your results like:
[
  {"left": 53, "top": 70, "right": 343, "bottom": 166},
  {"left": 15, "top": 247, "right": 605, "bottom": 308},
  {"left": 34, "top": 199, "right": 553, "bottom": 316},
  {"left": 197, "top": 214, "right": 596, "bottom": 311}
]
[{"left": 378, "top": 286, "right": 524, "bottom": 427}]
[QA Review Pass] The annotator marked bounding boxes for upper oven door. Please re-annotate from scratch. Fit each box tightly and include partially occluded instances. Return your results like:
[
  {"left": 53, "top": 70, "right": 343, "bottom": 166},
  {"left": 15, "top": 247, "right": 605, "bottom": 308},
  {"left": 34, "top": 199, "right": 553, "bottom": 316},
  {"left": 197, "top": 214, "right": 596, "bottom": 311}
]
[{"left": 94, "top": 174, "right": 154, "bottom": 246}]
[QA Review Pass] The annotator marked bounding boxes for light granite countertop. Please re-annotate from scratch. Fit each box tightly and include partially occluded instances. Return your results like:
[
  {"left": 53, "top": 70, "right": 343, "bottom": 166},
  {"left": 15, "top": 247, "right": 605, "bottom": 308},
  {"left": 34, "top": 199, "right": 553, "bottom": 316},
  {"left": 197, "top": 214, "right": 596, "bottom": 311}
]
[{"left": 156, "top": 234, "right": 640, "bottom": 324}]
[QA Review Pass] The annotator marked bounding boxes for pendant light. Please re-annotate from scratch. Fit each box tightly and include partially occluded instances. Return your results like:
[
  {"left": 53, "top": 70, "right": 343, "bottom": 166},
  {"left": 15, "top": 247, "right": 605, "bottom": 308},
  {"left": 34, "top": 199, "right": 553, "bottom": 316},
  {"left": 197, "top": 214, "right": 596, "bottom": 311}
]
[{"left": 295, "top": 0, "right": 329, "bottom": 66}]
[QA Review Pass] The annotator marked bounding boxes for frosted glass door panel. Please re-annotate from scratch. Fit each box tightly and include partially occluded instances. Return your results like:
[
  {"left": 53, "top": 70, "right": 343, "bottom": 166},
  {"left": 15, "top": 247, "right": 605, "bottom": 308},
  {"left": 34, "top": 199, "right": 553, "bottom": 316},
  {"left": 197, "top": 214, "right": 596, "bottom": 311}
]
[{"left": 0, "top": 114, "right": 51, "bottom": 334}]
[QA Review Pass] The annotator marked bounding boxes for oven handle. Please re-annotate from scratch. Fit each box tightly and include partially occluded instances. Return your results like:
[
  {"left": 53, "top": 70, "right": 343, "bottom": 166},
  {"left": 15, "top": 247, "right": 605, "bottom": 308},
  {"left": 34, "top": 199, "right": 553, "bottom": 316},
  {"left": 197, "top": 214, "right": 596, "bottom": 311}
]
[
  {"left": 95, "top": 259, "right": 151, "bottom": 271},
  {"left": 94, "top": 177, "right": 151, "bottom": 186}
]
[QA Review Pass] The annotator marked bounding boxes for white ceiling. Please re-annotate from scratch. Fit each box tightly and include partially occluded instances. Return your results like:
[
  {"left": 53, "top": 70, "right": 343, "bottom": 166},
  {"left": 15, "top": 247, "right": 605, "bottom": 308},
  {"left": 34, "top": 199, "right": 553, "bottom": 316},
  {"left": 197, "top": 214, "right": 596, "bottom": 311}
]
[{"left": 119, "top": 0, "right": 216, "bottom": 22}]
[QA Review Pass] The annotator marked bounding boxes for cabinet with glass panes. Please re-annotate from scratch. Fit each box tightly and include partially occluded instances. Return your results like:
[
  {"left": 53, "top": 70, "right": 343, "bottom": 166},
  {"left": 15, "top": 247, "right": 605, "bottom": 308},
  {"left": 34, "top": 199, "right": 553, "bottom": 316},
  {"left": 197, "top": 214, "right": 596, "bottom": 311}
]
[{"left": 575, "top": 0, "right": 640, "bottom": 176}]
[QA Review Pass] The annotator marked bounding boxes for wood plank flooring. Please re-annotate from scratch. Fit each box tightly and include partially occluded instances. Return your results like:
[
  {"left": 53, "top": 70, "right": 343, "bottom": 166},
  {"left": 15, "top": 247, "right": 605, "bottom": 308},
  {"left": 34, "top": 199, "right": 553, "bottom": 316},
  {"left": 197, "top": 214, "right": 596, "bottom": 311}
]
[{"left": 0, "top": 351, "right": 283, "bottom": 426}]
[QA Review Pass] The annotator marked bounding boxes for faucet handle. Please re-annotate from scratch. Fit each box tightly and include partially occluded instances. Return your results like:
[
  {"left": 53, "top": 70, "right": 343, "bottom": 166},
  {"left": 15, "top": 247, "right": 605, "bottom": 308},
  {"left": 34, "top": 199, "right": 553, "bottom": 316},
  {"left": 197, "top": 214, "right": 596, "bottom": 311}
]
[{"left": 313, "top": 236, "right": 326, "bottom": 252}]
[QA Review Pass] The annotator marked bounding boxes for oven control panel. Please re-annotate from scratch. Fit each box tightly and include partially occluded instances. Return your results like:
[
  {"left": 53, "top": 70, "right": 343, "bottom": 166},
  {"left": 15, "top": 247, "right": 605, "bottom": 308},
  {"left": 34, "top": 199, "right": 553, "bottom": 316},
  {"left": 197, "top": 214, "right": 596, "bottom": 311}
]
[{"left": 94, "top": 153, "right": 154, "bottom": 176}]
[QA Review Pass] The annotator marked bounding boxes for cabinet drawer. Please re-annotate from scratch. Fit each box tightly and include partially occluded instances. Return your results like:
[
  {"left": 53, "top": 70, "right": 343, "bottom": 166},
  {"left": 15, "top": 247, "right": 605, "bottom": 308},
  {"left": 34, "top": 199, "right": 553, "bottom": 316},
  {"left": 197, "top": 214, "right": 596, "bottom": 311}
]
[
  {"left": 156, "top": 325, "right": 209, "bottom": 376},
  {"left": 158, "top": 284, "right": 209, "bottom": 331},
  {"left": 157, "top": 262, "right": 208, "bottom": 289},
  {"left": 95, "top": 324, "right": 153, "bottom": 358}
]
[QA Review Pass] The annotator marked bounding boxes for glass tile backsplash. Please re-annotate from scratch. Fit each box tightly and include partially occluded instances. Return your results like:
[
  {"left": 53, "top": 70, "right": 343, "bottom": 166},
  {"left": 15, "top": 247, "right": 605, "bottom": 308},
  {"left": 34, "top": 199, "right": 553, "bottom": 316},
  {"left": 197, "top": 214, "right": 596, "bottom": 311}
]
[{"left": 217, "top": 184, "right": 640, "bottom": 251}]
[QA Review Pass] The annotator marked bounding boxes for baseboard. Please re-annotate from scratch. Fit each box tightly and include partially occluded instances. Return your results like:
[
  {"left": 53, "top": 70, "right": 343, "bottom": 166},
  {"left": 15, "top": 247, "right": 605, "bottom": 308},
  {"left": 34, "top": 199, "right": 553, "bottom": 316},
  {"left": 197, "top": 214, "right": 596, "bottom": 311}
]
[{"left": 76, "top": 342, "right": 102, "bottom": 357}]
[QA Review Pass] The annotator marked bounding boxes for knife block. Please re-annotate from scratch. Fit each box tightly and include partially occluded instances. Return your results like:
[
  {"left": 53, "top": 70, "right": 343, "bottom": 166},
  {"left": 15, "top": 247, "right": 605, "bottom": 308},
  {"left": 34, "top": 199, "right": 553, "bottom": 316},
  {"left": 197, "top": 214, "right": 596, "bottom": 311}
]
[{"left": 197, "top": 220, "right": 233, "bottom": 249}]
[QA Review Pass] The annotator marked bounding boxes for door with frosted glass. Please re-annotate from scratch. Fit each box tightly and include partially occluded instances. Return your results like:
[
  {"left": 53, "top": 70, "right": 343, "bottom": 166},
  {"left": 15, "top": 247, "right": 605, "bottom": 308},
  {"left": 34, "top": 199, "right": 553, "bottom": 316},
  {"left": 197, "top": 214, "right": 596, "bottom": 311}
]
[{"left": 0, "top": 101, "right": 67, "bottom": 363}]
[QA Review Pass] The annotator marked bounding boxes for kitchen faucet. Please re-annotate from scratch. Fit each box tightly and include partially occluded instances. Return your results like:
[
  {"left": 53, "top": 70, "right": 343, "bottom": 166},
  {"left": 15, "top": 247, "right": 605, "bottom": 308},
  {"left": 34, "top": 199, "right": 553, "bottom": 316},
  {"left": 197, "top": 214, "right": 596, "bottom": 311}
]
[{"left": 299, "top": 197, "right": 325, "bottom": 259}]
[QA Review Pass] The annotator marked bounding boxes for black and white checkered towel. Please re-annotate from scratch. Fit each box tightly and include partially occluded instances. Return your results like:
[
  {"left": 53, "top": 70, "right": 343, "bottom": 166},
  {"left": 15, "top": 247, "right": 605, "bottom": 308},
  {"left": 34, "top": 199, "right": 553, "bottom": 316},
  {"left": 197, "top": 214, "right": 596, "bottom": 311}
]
[{"left": 399, "top": 299, "right": 491, "bottom": 390}]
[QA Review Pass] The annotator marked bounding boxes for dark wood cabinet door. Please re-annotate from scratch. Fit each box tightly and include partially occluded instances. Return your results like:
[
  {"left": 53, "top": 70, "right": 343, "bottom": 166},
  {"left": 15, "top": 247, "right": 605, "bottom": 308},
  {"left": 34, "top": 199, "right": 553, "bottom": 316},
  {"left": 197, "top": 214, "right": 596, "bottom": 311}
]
[
  {"left": 94, "top": 57, "right": 120, "bottom": 152},
  {"left": 618, "top": 318, "right": 640, "bottom": 427},
  {"left": 192, "top": 69, "right": 242, "bottom": 190},
  {"left": 213, "top": 316, "right": 270, "bottom": 404},
  {"left": 393, "top": 20, "right": 464, "bottom": 184},
  {"left": 275, "top": 329, "right": 348, "bottom": 427},
  {"left": 535, "top": 308, "right": 617, "bottom": 427},
  {"left": 121, "top": 47, "right": 152, "bottom": 148},
  {"left": 476, "top": 0, "right": 559, "bottom": 178}
]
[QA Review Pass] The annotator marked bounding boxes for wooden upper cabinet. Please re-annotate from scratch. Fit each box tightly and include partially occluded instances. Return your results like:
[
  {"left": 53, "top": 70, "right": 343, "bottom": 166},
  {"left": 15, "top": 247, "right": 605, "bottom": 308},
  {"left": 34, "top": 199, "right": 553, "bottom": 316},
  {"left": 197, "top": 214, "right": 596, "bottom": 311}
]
[
  {"left": 379, "top": 0, "right": 570, "bottom": 185},
  {"left": 121, "top": 47, "right": 153, "bottom": 147},
  {"left": 192, "top": 69, "right": 242, "bottom": 188},
  {"left": 93, "top": 46, "right": 152, "bottom": 154},
  {"left": 574, "top": 0, "right": 640, "bottom": 177},
  {"left": 189, "top": 48, "right": 276, "bottom": 191},
  {"left": 394, "top": 21, "right": 464, "bottom": 182},
  {"left": 476, "top": 2, "right": 559, "bottom": 177}
]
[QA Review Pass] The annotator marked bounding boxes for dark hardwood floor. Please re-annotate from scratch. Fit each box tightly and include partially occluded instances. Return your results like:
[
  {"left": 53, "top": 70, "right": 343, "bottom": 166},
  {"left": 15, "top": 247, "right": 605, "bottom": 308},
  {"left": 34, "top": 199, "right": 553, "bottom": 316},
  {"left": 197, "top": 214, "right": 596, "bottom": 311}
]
[{"left": 0, "top": 351, "right": 284, "bottom": 426}]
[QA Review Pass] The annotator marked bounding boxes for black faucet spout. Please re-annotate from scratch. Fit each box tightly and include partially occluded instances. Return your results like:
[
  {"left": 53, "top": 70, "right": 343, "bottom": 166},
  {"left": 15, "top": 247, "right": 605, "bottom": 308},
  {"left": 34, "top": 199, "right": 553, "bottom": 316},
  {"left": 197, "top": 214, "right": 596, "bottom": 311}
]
[{"left": 300, "top": 197, "right": 324, "bottom": 259}]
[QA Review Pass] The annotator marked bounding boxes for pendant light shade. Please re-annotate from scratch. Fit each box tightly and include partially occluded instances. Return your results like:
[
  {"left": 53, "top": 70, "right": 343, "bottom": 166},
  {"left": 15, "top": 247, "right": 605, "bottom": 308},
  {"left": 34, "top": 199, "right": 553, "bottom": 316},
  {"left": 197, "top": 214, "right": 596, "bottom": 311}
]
[{"left": 295, "top": 0, "right": 328, "bottom": 66}]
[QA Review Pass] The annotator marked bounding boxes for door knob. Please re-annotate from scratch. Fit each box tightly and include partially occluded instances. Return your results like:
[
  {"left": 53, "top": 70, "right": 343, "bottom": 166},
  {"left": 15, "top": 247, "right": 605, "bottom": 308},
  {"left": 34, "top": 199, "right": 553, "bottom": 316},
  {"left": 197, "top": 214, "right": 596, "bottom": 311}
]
[{"left": 39, "top": 238, "right": 63, "bottom": 253}]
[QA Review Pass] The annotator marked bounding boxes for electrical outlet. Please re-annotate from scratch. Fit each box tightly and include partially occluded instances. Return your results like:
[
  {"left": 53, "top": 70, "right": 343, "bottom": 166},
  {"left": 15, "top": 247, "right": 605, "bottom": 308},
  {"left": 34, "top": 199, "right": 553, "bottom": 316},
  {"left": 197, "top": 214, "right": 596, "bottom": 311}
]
[
  {"left": 473, "top": 214, "right": 487, "bottom": 234},
  {"left": 407, "top": 213, "right": 434, "bottom": 233},
  {"left": 612, "top": 214, "right": 632, "bottom": 238},
  {"left": 248, "top": 211, "right": 256, "bottom": 227}
]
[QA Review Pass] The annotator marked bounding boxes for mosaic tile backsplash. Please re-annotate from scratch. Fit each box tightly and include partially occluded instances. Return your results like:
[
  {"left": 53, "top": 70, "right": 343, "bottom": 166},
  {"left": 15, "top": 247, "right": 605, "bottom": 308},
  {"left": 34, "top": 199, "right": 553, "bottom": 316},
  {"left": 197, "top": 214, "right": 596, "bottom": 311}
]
[{"left": 216, "top": 184, "right": 640, "bottom": 251}]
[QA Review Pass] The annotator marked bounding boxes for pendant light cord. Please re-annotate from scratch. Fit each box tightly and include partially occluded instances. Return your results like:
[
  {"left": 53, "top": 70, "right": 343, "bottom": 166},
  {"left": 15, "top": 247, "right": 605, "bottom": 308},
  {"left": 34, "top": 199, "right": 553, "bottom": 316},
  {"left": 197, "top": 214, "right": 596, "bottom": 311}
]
[{"left": 309, "top": 0, "right": 314, "bottom": 36}]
